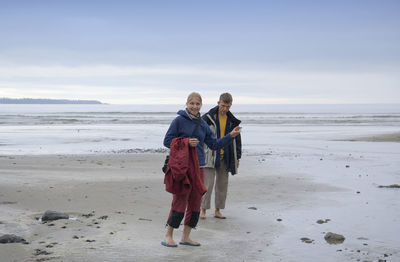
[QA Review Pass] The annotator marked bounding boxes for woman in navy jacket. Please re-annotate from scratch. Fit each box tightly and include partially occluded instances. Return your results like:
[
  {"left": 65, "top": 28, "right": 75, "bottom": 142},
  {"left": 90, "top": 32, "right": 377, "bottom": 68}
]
[{"left": 162, "top": 92, "right": 241, "bottom": 247}]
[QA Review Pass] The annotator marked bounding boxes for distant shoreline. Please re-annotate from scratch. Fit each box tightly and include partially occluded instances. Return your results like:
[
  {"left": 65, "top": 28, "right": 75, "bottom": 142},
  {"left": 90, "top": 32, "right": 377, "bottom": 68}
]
[{"left": 0, "top": 98, "right": 103, "bottom": 104}]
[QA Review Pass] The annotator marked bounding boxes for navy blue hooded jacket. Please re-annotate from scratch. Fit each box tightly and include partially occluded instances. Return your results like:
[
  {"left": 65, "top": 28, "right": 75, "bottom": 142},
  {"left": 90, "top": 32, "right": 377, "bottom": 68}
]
[{"left": 164, "top": 110, "right": 233, "bottom": 167}]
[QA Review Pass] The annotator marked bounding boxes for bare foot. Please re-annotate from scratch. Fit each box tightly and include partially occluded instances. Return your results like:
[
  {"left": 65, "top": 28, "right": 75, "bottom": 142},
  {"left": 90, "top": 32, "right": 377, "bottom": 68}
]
[
  {"left": 163, "top": 226, "right": 177, "bottom": 247},
  {"left": 164, "top": 235, "right": 177, "bottom": 247},
  {"left": 214, "top": 210, "right": 226, "bottom": 219},
  {"left": 180, "top": 238, "right": 201, "bottom": 246},
  {"left": 200, "top": 208, "right": 206, "bottom": 219}
]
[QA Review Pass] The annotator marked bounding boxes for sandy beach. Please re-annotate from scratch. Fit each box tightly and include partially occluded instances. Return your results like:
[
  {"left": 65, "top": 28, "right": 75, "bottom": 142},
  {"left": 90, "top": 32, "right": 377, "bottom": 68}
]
[{"left": 1, "top": 132, "right": 399, "bottom": 262}]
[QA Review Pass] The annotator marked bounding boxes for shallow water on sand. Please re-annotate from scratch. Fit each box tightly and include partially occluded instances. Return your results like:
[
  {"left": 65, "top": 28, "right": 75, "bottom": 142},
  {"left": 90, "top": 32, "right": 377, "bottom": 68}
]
[{"left": 1, "top": 104, "right": 399, "bottom": 155}]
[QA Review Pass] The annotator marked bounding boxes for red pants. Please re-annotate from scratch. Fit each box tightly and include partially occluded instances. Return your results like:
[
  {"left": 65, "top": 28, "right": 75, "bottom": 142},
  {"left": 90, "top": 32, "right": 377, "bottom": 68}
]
[{"left": 167, "top": 168, "right": 204, "bottom": 228}]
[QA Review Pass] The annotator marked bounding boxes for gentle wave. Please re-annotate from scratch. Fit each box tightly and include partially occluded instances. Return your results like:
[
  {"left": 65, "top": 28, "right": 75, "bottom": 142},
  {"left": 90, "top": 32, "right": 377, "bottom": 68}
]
[{"left": 1, "top": 112, "right": 400, "bottom": 126}]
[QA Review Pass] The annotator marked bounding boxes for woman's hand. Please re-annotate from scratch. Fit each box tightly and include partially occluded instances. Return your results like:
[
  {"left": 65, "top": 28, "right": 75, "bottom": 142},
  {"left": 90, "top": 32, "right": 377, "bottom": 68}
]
[
  {"left": 189, "top": 138, "right": 199, "bottom": 147},
  {"left": 230, "top": 126, "right": 242, "bottom": 138}
]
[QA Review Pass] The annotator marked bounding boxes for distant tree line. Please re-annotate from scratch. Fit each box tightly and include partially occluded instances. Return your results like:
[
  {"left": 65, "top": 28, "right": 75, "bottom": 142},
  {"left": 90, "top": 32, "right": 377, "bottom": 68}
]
[{"left": 0, "top": 98, "right": 103, "bottom": 104}]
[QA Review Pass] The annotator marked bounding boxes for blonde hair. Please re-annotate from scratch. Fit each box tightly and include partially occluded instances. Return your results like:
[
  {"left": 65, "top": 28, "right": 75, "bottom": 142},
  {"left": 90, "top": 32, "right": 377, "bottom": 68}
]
[{"left": 186, "top": 92, "right": 202, "bottom": 104}]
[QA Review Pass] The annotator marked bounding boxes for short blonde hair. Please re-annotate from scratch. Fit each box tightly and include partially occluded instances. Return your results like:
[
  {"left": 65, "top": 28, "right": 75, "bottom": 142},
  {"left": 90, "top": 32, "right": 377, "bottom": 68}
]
[{"left": 186, "top": 92, "right": 202, "bottom": 104}]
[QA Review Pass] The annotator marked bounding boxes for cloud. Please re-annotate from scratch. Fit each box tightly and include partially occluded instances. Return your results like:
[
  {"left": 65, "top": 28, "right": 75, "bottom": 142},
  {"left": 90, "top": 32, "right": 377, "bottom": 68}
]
[{"left": 0, "top": 64, "right": 399, "bottom": 104}]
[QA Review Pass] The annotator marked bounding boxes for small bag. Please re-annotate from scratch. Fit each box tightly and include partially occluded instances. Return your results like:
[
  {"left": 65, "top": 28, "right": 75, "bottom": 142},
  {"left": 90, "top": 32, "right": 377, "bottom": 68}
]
[
  {"left": 162, "top": 155, "right": 169, "bottom": 173},
  {"left": 162, "top": 120, "right": 200, "bottom": 173}
]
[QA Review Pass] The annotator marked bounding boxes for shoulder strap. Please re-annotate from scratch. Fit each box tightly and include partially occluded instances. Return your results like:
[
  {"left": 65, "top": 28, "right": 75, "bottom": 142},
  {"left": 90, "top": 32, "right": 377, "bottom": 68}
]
[
  {"left": 206, "top": 114, "right": 216, "bottom": 128},
  {"left": 191, "top": 120, "right": 200, "bottom": 137}
]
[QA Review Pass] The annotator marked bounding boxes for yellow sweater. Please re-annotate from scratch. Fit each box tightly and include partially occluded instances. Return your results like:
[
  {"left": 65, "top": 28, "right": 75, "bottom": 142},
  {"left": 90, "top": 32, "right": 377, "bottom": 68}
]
[{"left": 219, "top": 113, "right": 227, "bottom": 157}]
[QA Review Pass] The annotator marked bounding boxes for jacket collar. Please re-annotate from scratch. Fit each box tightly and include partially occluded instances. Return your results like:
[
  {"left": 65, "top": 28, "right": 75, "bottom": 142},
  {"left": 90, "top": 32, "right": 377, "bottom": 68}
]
[{"left": 208, "top": 105, "right": 241, "bottom": 125}]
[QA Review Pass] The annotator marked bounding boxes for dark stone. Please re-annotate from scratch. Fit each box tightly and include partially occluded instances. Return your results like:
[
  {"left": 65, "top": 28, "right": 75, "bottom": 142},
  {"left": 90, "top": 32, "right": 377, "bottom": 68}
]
[
  {"left": 0, "top": 234, "right": 28, "bottom": 244},
  {"left": 34, "top": 249, "right": 52, "bottom": 256},
  {"left": 300, "top": 237, "right": 313, "bottom": 244},
  {"left": 248, "top": 207, "right": 257, "bottom": 210},
  {"left": 317, "top": 219, "right": 330, "bottom": 224},
  {"left": 138, "top": 218, "right": 152, "bottom": 221},
  {"left": 357, "top": 237, "right": 369, "bottom": 240},
  {"left": 324, "top": 232, "right": 345, "bottom": 244},
  {"left": 82, "top": 212, "right": 95, "bottom": 218},
  {"left": 98, "top": 215, "right": 108, "bottom": 220},
  {"left": 41, "top": 210, "right": 69, "bottom": 221}
]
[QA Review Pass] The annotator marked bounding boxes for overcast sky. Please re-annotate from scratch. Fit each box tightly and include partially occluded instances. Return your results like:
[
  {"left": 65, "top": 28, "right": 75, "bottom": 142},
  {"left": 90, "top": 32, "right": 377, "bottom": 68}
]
[{"left": 0, "top": 0, "right": 399, "bottom": 104}]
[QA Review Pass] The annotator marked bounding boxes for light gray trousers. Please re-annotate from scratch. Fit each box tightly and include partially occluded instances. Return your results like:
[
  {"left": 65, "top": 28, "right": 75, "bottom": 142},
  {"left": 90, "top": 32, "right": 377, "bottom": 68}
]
[{"left": 201, "top": 161, "right": 229, "bottom": 210}]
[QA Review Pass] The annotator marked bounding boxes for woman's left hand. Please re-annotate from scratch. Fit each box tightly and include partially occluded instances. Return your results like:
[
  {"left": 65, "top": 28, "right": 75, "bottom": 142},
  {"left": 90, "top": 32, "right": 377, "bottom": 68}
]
[{"left": 189, "top": 138, "right": 199, "bottom": 147}]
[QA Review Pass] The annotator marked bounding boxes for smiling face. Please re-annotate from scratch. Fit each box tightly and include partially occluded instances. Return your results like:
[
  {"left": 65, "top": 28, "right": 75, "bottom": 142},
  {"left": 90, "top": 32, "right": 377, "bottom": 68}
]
[{"left": 186, "top": 96, "right": 202, "bottom": 116}]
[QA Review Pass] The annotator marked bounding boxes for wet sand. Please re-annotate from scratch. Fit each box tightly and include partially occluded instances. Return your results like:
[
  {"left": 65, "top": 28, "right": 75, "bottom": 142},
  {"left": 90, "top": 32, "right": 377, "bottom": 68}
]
[
  {"left": 343, "top": 132, "right": 400, "bottom": 142},
  {"left": 0, "top": 144, "right": 399, "bottom": 261}
]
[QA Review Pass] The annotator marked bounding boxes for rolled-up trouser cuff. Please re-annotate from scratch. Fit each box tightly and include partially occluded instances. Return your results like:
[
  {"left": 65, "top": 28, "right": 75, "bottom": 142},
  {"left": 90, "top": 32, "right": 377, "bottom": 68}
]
[
  {"left": 168, "top": 210, "right": 184, "bottom": 229},
  {"left": 187, "top": 211, "right": 200, "bottom": 228}
]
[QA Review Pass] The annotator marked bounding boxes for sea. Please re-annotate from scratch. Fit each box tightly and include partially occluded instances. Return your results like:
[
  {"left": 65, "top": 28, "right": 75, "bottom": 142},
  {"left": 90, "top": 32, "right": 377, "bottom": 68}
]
[{"left": 0, "top": 104, "right": 399, "bottom": 155}]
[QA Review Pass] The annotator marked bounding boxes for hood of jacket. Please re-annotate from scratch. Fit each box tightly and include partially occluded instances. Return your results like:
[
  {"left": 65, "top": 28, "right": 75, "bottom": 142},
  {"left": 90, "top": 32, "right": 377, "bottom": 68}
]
[{"left": 177, "top": 109, "right": 202, "bottom": 122}]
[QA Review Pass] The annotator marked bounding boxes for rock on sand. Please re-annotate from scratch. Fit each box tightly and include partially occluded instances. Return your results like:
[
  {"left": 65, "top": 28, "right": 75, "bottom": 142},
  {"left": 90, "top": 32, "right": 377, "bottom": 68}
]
[
  {"left": 0, "top": 234, "right": 28, "bottom": 244},
  {"left": 324, "top": 232, "right": 345, "bottom": 244},
  {"left": 41, "top": 210, "right": 69, "bottom": 221}
]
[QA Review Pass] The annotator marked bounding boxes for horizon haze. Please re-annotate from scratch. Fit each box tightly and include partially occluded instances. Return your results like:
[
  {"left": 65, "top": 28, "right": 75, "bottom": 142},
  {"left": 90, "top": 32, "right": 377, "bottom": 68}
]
[{"left": 1, "top": 0, "right": 399, "bottom": 104}]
